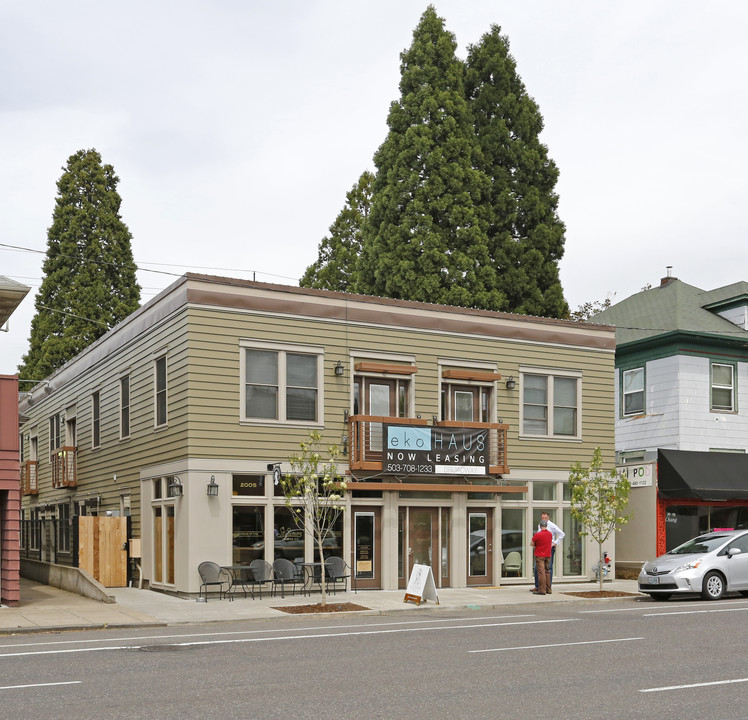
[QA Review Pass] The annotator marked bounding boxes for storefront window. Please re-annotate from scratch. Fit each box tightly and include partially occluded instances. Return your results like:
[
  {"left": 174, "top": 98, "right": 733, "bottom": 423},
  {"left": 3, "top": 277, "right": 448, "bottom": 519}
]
[
  {"left": 533, "top": 482, "right": 556, "bottom": 502},
  {"left": 313, "top": 513, "right": 343, "bottom": 563},
  {"left": 273, "top": 506, "right": 304, "bottom": 562},
  {"left": 562, "top": 509, "right": 583, "bottom": 576},
  {"left": 501, "top": 508, "right": 526, "bottom": 577},
  {"left": 665, "top": 505, "right": 748, "bottom": 551},
  {"left": 232, "top": 506, "right": 264, "bottom": 565}
]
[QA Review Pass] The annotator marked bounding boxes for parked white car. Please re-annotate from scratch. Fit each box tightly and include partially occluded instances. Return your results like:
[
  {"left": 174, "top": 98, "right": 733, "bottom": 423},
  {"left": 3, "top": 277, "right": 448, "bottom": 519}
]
[{"left": 639, "top": 529, "right": 748, "bottom": 601}]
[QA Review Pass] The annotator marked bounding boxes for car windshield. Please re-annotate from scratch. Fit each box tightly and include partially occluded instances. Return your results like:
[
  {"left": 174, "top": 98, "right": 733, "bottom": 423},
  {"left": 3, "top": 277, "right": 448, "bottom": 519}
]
[{"left": 667, "top": 534, "right": 730, "bottom": 555}]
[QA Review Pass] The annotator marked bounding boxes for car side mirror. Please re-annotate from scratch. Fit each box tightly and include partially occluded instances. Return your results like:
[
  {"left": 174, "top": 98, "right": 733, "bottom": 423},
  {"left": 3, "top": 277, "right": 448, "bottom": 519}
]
[{"left": 728, "top": 548, "right": 742, "bottom": 557}]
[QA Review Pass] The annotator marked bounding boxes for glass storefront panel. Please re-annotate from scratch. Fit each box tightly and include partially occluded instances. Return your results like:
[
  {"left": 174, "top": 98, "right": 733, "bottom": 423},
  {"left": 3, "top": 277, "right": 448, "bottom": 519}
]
[
  {"left": 274, "top": 506, "right": 304, "bottom": 562},
  {"left": 232, "top": 506, "right": 265, "bottom": 565},
  {"left": 313, "top": 513, "right": 343, "bottom": 562},
  {"left": 354, "top": 513, "right": 375, "bottom": 580},
  {"left": 441, "top": 508, "right": 450, "bottom": 584},
  {"left": 501, "top": 508, "right": 526, "bottom": 577},
  {"left": 533, "top": 482, "right": 556, "bottom": 502},
  {"left": 562, "top": 509, "right": 583, "bottom": 576},
  {"left": 665, "top": 505, "right": 748, "bottom": 551}
]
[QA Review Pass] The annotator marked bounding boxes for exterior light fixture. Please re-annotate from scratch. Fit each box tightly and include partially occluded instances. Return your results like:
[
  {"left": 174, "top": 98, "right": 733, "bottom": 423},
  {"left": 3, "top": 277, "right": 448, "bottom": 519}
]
[
  {"left": 206, "top": 475, "right": 219, "bottom": 496},
  {"left": 167, "top": 475, "right": 184, "bottom": 497},
  {"left": 334, "top": 360, "right": 344, "bottom": 376},
  {"left": 505, "top": 376, "right": 516, "bottom": 390}
]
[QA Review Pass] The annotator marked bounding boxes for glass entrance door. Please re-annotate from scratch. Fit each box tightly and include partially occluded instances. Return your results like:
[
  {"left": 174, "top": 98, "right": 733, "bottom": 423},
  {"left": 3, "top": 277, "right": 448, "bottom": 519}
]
[
  {"left": 353, "top": 507, "right": 381, "bottom": 589},
  {"left": 467, "top": 509, "right": 493, "bottom": 586}
]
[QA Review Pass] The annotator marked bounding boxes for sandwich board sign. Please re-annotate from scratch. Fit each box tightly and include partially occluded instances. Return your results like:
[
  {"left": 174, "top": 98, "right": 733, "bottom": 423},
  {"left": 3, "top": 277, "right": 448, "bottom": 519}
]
[{"left": 404, "top": 563, "right": 439, "bottom": 606}]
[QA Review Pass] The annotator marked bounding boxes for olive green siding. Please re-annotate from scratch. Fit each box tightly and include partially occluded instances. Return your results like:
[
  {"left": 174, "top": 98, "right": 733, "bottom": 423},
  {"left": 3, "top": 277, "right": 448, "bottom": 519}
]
[{"left": 185, "top": 304, "right": 615, "bottom": 471}]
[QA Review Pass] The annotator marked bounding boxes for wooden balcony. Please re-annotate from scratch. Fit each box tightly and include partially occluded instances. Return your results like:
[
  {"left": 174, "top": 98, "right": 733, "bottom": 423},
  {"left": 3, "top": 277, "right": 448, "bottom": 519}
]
[
  {"left": 52, "top": 446, "right": 77, "bottom": 488},
  {"left": 21, "top": 460, "right": 38, "bottom": 495},
  {"left": 349, "top": 416, "right": 509, "bottom": 475}
]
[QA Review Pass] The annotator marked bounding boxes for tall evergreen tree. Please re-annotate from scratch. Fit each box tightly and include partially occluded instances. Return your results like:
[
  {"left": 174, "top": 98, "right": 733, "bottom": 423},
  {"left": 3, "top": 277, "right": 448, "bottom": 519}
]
[
  {"left": 356, "top": 6, "right": 502, "bottom": 310},
  {"left": 300, "top": 171, "right": 373, "bottom": 292},
  {"left": 465, "top": 26, "right": 568, "bottom": 318},
  {"left": 18, "top": 149, "right": 140, "bottom": 385}
]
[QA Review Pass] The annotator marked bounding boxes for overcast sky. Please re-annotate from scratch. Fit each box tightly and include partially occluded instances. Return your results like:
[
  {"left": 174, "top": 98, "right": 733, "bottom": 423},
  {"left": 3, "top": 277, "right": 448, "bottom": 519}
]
[{"left": 2, "top": 1, "right": 748, "bottom": 372}]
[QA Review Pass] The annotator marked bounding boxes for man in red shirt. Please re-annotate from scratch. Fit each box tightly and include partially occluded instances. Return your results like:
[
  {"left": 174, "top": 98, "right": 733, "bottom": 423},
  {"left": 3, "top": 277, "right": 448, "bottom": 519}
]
[{"left": 531, "top": 520, "right": 553, "bottom": 595}]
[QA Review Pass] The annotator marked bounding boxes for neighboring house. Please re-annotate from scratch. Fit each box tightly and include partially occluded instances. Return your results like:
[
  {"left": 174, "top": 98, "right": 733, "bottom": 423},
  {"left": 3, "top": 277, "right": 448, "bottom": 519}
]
[
  {"left": 18, "top": 274, "right": 616, "bottom": 595},
  {"left": 0, "top": 275, "right": 31, "bottom": 606},
  {"left": 591, "top": 272, "right": 748, "bottom": 571}
]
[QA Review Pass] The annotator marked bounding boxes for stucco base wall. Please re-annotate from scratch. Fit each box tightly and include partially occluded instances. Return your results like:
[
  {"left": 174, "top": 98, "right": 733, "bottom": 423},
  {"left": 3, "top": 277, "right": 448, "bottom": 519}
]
[{"left": 21, "top": 559, "right": 116, "bottom": 604}]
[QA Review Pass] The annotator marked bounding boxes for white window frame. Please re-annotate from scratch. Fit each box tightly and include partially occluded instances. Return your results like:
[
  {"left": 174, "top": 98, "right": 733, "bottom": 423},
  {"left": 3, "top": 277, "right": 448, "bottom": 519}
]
[
  {"left": 622, "top": 367, "right": 645, "bottom": 416},
  {"left": 240, "top": 340, "right": 324, "bottom": 426},
  {"left": 49, "top": 412, "right": 62, "bottom": 456},
  {"left": 711, "top": 362, "right": 735, "bottom": 412},
  {"left": 154, "top": 353, "right": 168, "bottom": 428},
  {"left": 519, "top": 368, "right": 582, "bottom": 440},
  {"left": 119, "top": 374, "right": 131, "bottom": 440},
  {"left": 91, "top": 391, "right": 101, "bottom": 449}
]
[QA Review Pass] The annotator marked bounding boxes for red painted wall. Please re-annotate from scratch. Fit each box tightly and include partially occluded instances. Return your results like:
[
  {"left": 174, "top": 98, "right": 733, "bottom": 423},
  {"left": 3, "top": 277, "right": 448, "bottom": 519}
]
[{"left": 0, "top": 375, "right": 21, "bottom": 606}]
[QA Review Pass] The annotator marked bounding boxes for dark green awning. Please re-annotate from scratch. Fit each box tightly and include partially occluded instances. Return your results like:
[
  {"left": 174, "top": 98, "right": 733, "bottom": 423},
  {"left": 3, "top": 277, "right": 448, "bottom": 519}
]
[{"left": 658, "top": 449, "right": 748, "bottom": 501}]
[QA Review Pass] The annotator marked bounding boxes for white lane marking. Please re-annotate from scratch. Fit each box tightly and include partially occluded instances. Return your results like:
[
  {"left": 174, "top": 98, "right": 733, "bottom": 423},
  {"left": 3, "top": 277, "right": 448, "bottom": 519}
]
[
  {"left": 0, "top": 619, "right": 573, "bottom": 658},
  {"left": 641, "top": 677, "right": 748, "bottom": 693},
  {"left": 0, "top": 681, "right": 81, "bottom": 691},
  {"left": 580, "top": 599, "right": 748, "bottom": 614},
  {"left": 643, "top": 607, "right": 748, "bottom": 617},
  {"left": 469, "top": 637, "right": 643, "bottom": 653},
  {"left": 0, "top": 614, "right": 535, "bottom": 650}
]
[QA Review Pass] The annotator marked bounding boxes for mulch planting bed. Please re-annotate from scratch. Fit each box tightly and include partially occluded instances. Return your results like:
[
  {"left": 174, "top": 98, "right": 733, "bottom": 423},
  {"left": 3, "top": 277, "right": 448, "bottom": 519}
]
[
  {"left": 272, "top": 602, "right": 371, "bottom": 614},
  {"left": 563, "top": 590, "right": 641, "bottom": 598}
]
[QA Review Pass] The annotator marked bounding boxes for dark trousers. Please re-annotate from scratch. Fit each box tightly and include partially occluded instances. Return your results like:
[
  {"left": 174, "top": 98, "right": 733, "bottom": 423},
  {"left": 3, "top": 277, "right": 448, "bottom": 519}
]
[
  {"left": 535, "top": 556, "right": 551, "bottom": 594},
  {"left": 534, "top": 546, "right": 556, "bottom": 588}
]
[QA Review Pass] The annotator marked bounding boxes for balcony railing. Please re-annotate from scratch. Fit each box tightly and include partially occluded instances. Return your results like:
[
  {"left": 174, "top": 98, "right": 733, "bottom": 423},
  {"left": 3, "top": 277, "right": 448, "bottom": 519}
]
[
  {"left": 349, "top": 416, "right": 509, "bottom": 475},
  {"left": 21, "top": 460, "right": 38, "bottom": 495},
  {"left": 52, "top": 446, "right": 77, "bottom": 488}
]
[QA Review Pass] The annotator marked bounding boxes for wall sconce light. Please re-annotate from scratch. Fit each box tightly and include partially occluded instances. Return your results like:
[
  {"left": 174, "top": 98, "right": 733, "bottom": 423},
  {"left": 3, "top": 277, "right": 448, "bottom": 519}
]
[
  {"left": 505, "top": 376, "right": 516, "bottom": 390},
  {"left": 206, "top": 475, "right": 219, "bottom": 496},
  {"left": 341, "top": 434, "right": 349, "bottom": 456},
  {"left": 167, "top": 475, "right": 184, "bottom": 498},
  {"left": 334, "top": 360, "right": 344, "bottom": 376}
]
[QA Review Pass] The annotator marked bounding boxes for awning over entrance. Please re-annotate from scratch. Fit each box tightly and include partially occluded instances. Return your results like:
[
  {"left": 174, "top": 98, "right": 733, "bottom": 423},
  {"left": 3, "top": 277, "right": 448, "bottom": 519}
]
[{"left": 658, "top": 449, "right": 748, "bottom": 501}]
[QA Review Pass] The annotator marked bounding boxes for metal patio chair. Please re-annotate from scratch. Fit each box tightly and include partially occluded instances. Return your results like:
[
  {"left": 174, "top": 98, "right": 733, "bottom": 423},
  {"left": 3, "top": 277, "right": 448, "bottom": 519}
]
[{"left": 198, "top": 561, "right": 231, "bottom": 602}]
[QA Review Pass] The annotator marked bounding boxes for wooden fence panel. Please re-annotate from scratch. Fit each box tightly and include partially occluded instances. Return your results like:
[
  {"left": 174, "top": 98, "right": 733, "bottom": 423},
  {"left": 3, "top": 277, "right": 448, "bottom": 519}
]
[{"left": 78, "top": 516, "right": 128, "bottom": 587}]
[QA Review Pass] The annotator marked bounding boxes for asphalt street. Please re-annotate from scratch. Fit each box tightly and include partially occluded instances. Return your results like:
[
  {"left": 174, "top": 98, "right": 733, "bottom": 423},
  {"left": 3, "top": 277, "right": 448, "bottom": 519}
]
[{"left": 1, "top": 595, "right": 747, "bottom": 720}]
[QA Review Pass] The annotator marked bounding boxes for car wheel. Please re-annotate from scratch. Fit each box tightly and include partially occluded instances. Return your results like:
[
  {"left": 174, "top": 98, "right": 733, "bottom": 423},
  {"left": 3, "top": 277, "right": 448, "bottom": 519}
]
[
  {"left": 648, "top": 593, "right": 671, "bottom": 601},
  {"left": 701, "top": 571, "right": 726, "bottom": 600}
]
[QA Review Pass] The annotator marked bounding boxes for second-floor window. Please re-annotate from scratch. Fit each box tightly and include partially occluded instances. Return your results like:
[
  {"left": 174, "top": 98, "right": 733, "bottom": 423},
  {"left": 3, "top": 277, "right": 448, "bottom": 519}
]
[
  {"left": 155, "top": 355, "right": 167, "bottom": 427},
  {"left": 711, "top": 362, "right": 735, "bottom": 412},
  {"left": 353, "top": 377, "right": 410, "bottom": 418},
  {"left": 120, "top": 375, "right": 131, "bottom": 439},
  {"left": 49, "top": 413, "right": 62, "bottom": 453},
  {"left": 622, "top": 367, "right": 644, "bottom": 416},
  {"left": 521, "top": 371, "right": 580, "bottom": 438},
  {"left": 243, "top": 346, "right": 321, "bottom": 423},
  {"left": 441, "top": 384, "right": 491, "bottom": 422}
]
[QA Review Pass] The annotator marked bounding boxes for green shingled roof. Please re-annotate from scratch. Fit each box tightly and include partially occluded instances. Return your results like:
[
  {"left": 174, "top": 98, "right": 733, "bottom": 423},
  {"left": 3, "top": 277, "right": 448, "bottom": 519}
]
[{"left": 590, "top": 279, "right": 748, "bottom": 347}]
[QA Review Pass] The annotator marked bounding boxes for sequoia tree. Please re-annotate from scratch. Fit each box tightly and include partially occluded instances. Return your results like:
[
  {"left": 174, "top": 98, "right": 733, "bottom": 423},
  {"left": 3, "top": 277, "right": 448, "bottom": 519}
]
[
  {"left": 18, "top": 149, "right": 140, "bottom": 385},
  {"left": 300, "top": 171, "right": 373, "bottom": 292},
  {"left": 465, "top": 25, "right": 568, "bottom": 318},
  {"left": 355, "top": 6, "right": 502, "bottom": 310}
]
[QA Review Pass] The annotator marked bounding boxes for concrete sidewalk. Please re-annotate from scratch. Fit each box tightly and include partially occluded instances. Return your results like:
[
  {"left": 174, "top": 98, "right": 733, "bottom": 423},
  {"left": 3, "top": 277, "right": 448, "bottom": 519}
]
[{"left": 0, "top": 577, "right": 643, "bottom": 634}]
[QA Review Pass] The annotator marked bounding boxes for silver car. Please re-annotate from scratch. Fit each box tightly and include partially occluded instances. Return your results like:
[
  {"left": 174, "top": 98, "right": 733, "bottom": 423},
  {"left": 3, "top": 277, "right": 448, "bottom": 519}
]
[{"left": 639, "top": 529, "right": 748, "bottom": 601}]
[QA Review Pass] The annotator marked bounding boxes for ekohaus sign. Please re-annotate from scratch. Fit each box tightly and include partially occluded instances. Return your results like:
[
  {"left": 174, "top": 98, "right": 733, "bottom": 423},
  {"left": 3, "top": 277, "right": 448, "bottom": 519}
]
[{"left": 384, "top": 424, "right": 489, "bottom": 475}]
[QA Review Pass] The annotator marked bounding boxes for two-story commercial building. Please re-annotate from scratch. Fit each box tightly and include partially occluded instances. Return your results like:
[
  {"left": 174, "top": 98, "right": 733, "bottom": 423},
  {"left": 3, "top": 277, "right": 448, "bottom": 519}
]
[
  {"left": 19, "top": 274, "right": 616, "bottom": 595},
  {"left": 592, "top": 273, "right": 748, "bottom": 572}
]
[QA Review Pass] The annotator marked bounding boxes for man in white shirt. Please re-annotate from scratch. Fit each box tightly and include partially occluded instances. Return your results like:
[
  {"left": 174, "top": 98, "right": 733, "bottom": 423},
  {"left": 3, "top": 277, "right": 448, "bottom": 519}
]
[{"left": 531, "top": 511, "right": 565, "bottom": 592}]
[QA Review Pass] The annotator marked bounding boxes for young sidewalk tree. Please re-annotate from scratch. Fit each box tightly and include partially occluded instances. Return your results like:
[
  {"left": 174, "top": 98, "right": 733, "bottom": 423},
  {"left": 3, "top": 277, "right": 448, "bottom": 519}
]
[
  {"left": 18, "top": 148, "right": 140, "bottom": 387},
  {"left": 569, "top": 447, "right": 631, "bottom": 590},
  {"left": 280, "top": 431, "right": 347, "bottom": 606},
  {"left": 300, "top": 171, "right": 373, "bottom": 292}
]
